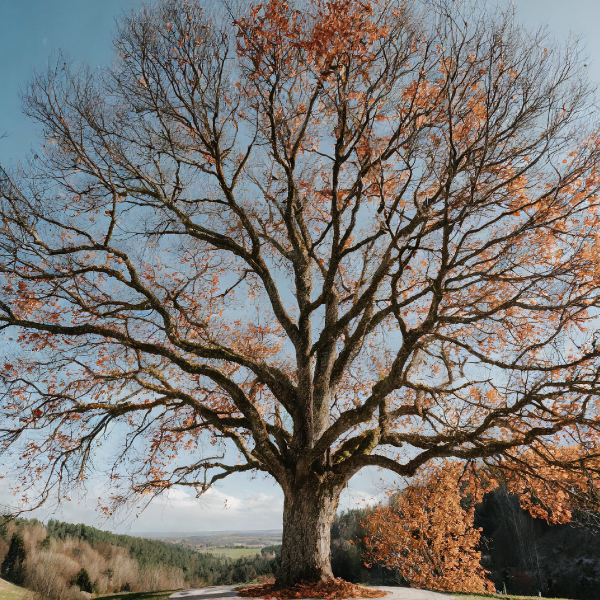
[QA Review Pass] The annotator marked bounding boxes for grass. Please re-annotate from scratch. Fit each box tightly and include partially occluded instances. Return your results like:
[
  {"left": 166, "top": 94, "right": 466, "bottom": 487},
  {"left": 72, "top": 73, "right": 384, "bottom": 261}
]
[
  {"left": 197, "top": 547, "right": 261, "bottom": 559},
  {"left": 0, "top": 583, "right": 182, "bottom": 600},
  {"left": 449, "top": 593, "right": 573, "bottom": 600},
  {"left": 0, "top": 579, "right": 29, "bottom": 600}
]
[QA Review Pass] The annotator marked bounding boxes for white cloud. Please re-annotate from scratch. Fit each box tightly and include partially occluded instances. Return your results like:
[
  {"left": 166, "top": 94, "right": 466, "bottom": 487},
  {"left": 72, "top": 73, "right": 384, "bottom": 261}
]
[
  {"left": 153, "top": 487, "right": 243, "bottom": 511},
  {"left": 125, "top": 482, "right": 284, "bottom": 533},
  {"left": 0, "top": 466, "right": 396, "bottom": 534},
  {"left": 243, "top": 492, "right": 283, "bottom": 513}
]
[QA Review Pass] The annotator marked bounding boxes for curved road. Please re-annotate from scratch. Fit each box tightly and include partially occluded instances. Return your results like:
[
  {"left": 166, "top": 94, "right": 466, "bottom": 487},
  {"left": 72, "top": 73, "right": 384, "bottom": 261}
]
[{"left": 170, "top": 585, "right": 454, "bottom": 600}]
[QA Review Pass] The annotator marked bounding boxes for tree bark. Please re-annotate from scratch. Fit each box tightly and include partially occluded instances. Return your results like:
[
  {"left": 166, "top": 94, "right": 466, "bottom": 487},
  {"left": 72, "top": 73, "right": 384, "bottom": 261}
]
[{"left": 277, "top": 479, "right": 343, "bottom": 586}]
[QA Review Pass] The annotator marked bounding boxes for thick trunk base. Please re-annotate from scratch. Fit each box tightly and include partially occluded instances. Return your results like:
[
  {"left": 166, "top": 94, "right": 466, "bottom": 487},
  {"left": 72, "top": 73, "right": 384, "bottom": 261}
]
[{"left": 277, "top": 481, "right": 342, "bottom": 587}]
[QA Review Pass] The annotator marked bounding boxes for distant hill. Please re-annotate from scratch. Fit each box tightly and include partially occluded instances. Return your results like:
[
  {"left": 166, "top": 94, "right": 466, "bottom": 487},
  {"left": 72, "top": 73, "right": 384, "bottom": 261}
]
[
  {"left": 43, "top": 519, "right": 278, "bottom": 583},
  {"left": 139, "top": 529, "right": 282, "bottom": 539},
  {"left": 138, "top": 530, "right": 282, "bottom": 549}
]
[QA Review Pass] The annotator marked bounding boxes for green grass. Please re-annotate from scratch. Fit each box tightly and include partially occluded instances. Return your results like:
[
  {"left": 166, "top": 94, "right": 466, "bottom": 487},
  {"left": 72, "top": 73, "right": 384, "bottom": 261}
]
[
  {"left": 0, "top": 579, "right": 29, "bottom": 600},
  {"left": 96, "top": 590, "right": 181, "bottom": 600},
  {"left": 449, "top": 593, "right": 573, "bottom": 600},
  {"left": 197, "top": 547, "right": 261, "bottom": 559}
]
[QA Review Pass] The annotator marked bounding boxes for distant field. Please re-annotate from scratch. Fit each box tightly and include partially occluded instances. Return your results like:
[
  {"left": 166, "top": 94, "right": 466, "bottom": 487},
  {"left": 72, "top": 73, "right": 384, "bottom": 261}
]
[
  {"left": 198, "top": 546, "right": 261, "bottom": 558},
  {"left": 0, "top": 579, "right": 29, "bottom": 600},
  {"left": 143, "top": 531, "right": 282, "bottom": 550}
]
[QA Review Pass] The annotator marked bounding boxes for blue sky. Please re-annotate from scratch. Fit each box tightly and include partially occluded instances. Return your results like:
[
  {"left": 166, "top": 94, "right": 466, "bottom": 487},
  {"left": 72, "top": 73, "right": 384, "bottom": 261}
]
[
  {"left": 2, "top": 0, "right": 600, "bottom": 165},
  {"left": 0, "top": 0, "right": 136, "bottom": 163},
  {"left": 0, "top": 0, "right": 599, "bottom": 533}
]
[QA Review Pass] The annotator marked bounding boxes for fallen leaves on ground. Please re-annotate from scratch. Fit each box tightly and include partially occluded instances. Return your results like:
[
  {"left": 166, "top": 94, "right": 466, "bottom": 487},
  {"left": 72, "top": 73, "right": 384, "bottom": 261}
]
[{"left": 236, "top": 578, "right": 389, "bottom": 599}]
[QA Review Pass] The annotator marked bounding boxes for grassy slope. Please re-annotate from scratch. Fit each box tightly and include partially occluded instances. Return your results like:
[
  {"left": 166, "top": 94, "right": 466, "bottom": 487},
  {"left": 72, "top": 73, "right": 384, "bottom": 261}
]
[
  {"left": 0, "top": 579, "right": 29, "bottom": 600},
  {"left": 0, "top": 583, "right": 181, "bottom": 600}
]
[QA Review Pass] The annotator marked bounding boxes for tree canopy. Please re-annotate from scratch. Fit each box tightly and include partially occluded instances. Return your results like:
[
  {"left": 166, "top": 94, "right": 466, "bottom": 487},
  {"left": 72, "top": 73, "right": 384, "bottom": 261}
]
[{"left": 2, "top": 0, "right": 600, "bottom": 585}]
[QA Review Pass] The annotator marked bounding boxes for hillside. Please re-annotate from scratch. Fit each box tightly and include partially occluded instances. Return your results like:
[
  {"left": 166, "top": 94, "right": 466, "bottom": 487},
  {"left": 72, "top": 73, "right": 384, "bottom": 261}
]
[
  {"left": 45, "top": 520, "right": 222, "bottom": 571},
  {"left": 5, "top": 492, "right": 599, "bottom": 600},
  {"left": 0, "top": 578, "right": 28, "bottom": 600},
  {"left": 0, "top": 518, "right": 278, "bottom": 600}
]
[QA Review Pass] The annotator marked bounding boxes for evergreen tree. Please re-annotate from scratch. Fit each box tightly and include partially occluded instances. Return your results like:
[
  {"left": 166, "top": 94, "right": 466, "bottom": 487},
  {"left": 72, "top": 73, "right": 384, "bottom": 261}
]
[
  {"left": 72, "top": 567, "right": 93, "bottom": 593},
  {"left": 1, "top": 533, "right": 26, "bottom": 586}
]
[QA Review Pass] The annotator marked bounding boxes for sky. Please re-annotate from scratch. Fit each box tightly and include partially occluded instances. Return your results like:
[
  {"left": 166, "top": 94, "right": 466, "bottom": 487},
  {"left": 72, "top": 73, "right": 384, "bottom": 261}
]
[{"left": 1, "top": 0, "right": 600, "bottom": 534}]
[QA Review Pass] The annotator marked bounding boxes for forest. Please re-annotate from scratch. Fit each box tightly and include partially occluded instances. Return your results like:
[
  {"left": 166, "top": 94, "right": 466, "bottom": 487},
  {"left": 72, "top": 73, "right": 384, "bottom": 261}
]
[
  {"left": 0, "top": 517, "right": 277, "bottom": 600},
  {"left": 330, "top": 489, "right": 600, "bottom": 599},
  {"left": 2, "top": 486, "right": 600, "bottom": 600}
]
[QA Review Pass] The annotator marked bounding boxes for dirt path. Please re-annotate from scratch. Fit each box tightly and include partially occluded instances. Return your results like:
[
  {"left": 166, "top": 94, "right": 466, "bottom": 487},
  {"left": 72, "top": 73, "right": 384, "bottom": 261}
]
[{"left": 170, "top": 585, "right": 454, "bottom": 600}]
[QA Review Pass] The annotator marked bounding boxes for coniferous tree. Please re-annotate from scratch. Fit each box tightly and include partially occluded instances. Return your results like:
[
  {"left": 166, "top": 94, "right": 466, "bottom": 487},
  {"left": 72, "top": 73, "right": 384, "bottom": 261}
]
[
  {"left": 1, "top": 533, "right": 26, "bottom": 586},
  {"left": 72, "top": 567, "right": 93, "bottom": 593}
]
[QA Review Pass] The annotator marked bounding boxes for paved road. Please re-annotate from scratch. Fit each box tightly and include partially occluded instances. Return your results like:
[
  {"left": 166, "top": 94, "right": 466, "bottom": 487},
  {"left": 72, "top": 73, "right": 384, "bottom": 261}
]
[{"left": 170, "top": 585, "right": 454, "bottom": 600}]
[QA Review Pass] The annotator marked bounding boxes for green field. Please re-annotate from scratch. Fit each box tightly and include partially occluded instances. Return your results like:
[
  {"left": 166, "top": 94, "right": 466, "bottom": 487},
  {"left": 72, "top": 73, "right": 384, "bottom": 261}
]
[
  {"left": 197, "top": 546, "right": 261, "bottom": 559},
  {"left": 0, "top": 579, "right": 29, "bottom": 600}
]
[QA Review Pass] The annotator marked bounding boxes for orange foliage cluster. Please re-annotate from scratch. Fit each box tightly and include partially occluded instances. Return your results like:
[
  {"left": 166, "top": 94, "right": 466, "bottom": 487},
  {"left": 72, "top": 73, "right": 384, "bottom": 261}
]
[
  {"left": 236, "top": 0, "right": 388, "bottom": 75},
  {"left": 363, "top": 462, "right": 495, "bottom": 594},
  {"left": 497, "top": 445, "right": 600, "bottom": 525},
  {"left": 236, "top": 579, "right": 388, "bottom": 599}
]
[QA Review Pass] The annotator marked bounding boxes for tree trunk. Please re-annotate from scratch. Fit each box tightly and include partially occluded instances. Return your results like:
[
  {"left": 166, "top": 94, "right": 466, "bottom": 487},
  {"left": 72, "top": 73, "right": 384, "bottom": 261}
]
[{"left": 277, "top": 480, "right": 342, "bottom": 587}]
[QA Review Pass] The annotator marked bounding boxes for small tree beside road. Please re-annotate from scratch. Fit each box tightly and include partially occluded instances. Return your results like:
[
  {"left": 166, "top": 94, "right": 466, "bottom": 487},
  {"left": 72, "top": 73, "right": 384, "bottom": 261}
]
[{"left": 363, "top": 462, "right": 494, "bottom": 593}]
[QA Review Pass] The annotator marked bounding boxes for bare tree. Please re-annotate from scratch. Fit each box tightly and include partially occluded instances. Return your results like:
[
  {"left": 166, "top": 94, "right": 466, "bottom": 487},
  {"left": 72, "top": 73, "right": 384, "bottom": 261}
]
[{"left": 2, "top": 0, "right": 600, "bottom": 585}]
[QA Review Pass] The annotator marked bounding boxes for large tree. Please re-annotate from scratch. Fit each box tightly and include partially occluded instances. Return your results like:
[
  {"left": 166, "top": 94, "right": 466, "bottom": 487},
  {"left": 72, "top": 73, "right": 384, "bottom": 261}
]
[{"left": 2, "top": 0, "right": 600, "bottom": 586}]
